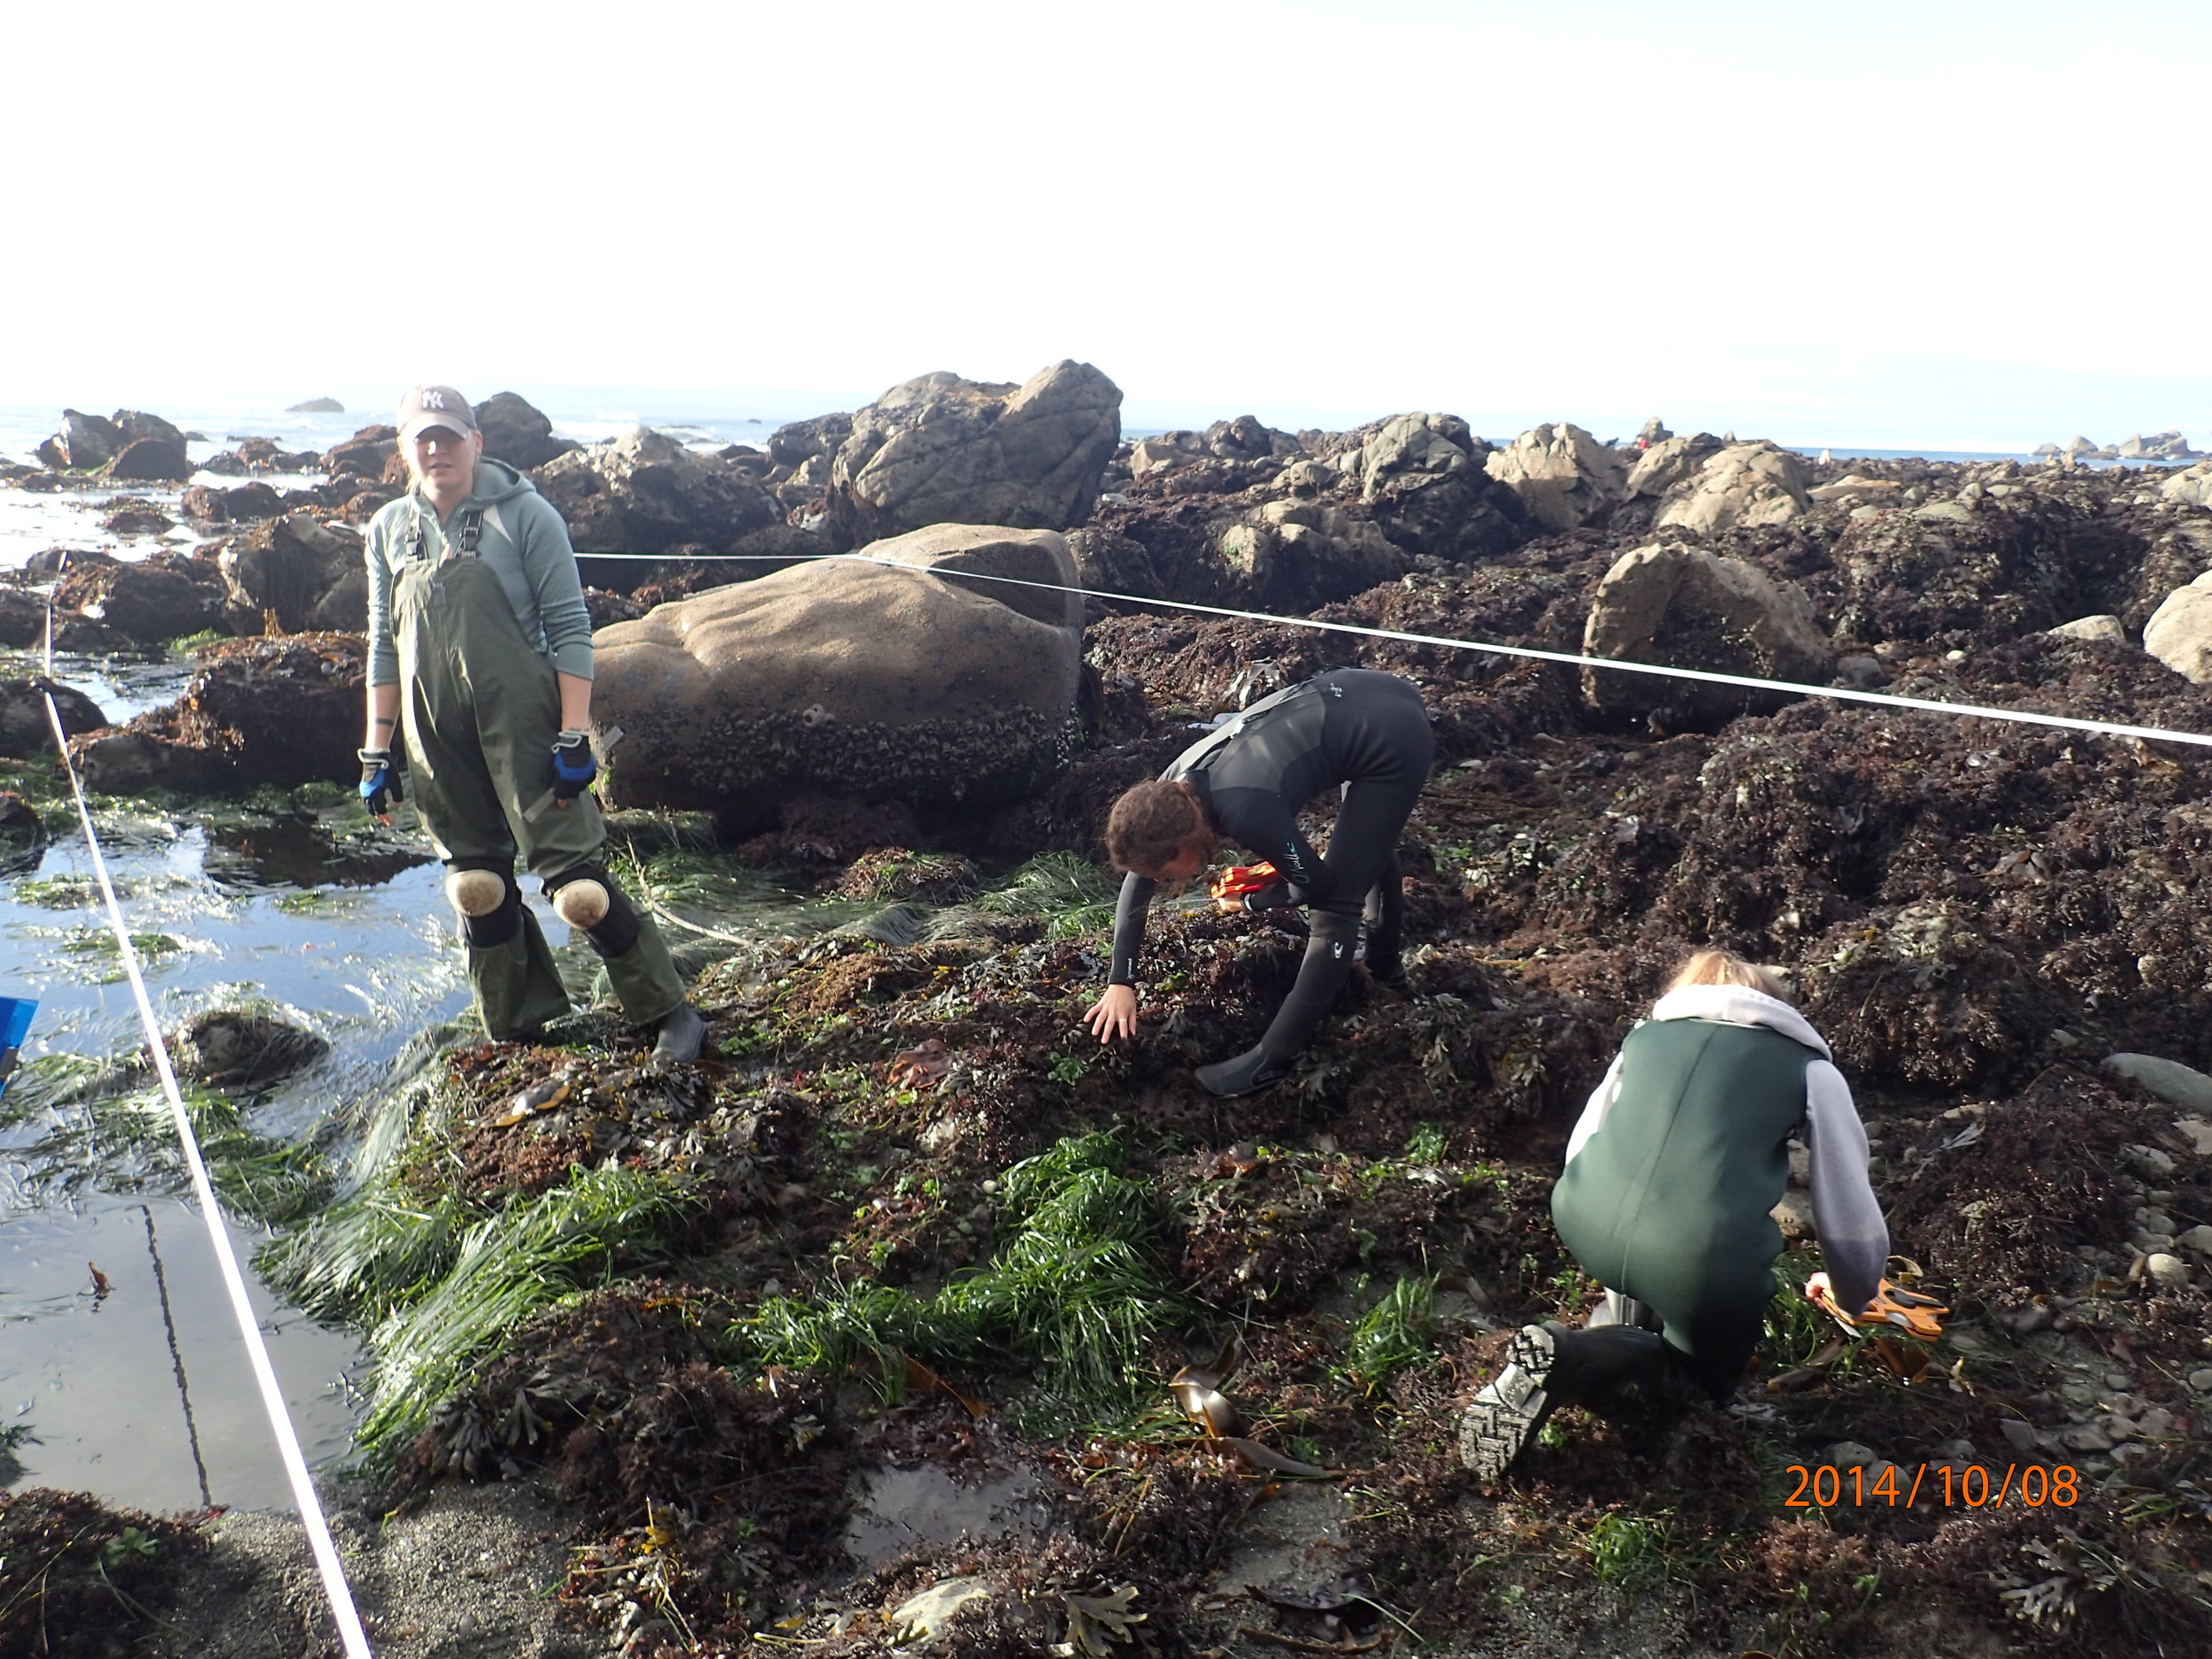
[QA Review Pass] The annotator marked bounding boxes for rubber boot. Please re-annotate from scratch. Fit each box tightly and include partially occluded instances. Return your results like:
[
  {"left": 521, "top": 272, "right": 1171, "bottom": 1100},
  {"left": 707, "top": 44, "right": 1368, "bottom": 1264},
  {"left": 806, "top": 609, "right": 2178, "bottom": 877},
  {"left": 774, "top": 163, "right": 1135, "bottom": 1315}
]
[
  {"left": 1362, "top": 863, "right": 1406, "bottom": 988},
  {"left": 1195, "top": 910, "right": 1361, "bottom": 1097},
  {"left": 1456, "top": 1322, "right": 1671, "bottom": 1480},
  {"left": 651, "top": 1005, "right": 707, "bottom": 1065}
]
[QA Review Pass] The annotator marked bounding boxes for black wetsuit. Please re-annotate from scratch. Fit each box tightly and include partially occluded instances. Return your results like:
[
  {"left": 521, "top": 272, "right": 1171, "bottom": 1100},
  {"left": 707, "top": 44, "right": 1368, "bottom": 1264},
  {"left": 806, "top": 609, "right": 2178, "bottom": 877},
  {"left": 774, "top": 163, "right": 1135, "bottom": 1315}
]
[{"left": 1110, "top": 668, "right": 1434, "bottom": 1092}]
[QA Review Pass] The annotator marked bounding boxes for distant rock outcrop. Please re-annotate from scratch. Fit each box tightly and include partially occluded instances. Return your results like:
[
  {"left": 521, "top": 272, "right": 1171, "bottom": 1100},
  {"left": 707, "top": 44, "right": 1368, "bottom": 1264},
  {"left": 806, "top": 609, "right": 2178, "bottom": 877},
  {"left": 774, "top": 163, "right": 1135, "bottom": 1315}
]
[
  {"left": 287, "top": 397, "right": 345, "bottom": 413},
  {"left": 534, "top": 426, "right": 781, "bottom": 554},
  {"left": 1653, "top": 441, "right": 1811, "bottom": 533},
  {"left": 824, "top": 362, "right": 1122, "bottom": 548}
]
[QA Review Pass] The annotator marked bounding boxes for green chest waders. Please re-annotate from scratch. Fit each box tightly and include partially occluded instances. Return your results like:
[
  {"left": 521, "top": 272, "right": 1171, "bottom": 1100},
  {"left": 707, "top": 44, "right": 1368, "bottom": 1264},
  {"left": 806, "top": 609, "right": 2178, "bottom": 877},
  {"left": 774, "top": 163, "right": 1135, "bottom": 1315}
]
[{"left": 392, "top": 525, "right": 686, "bottom": 1039}]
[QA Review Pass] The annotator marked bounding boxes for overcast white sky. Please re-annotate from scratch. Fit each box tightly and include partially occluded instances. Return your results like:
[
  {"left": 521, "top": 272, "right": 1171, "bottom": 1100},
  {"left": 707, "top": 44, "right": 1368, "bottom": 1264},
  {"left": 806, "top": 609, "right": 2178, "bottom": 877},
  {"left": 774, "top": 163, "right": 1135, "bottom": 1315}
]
[{"left": 4, "top": 0, "right": 2205, "bottom": 448}]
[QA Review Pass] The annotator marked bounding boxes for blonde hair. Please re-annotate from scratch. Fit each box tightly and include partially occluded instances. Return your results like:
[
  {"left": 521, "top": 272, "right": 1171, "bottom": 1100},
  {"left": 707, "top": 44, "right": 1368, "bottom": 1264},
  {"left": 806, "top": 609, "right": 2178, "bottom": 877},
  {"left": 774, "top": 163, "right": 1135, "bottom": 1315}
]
[{"left": 1664, "top": 949, "right": 1789, "bottom": 1002}]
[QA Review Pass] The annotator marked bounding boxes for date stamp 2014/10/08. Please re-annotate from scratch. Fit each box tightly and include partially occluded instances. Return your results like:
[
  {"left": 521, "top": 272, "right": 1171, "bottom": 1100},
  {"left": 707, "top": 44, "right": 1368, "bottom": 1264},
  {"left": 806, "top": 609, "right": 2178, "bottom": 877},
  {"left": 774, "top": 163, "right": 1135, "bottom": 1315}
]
[{"left": 1785, "top": 1463, "right": 2079, "bottom": 1509}]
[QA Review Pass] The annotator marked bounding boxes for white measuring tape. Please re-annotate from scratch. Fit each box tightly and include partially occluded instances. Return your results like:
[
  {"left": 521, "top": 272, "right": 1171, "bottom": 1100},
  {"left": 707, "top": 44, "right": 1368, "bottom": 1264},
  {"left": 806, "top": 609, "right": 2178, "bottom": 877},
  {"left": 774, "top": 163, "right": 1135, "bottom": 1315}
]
[
  {"left": 586, "top": 549, "right": 2212, "bottom": 750},
  {"left": 38, "top": 612, "right": 374, "bottom": 1657}
]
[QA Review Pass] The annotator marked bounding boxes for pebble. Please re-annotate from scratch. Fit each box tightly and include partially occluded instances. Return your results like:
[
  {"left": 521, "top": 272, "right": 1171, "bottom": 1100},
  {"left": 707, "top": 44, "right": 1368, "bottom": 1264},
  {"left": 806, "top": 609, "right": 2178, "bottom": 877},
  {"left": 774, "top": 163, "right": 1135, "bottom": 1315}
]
[
  {"left": 2180, "top": 1225, "right": 2212, "bottom": 1255},
  {"left": 2104, "top": 1371, "right": 2134, "bottom": 1390},
  {"left": 1824, "top": 1440, "right": 1880, "bottom": 1469},
  {"left": 2001, "top": 1418, "right": 2038, "bottom": 1452},
  {"left": 2186, "top": 1368, "right": 2212, "bottom": 1393},
  {"left": 2147, "top": 1252, "right": 2191, "bottom": 1288}
]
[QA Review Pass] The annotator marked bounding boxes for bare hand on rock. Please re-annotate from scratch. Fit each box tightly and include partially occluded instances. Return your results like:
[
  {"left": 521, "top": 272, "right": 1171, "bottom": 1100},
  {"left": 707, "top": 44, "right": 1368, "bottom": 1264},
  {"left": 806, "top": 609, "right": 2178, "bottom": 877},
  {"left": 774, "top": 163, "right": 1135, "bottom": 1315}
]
[{"left": 1084, "top": 984, "right": 1138, "bottom": 1045}]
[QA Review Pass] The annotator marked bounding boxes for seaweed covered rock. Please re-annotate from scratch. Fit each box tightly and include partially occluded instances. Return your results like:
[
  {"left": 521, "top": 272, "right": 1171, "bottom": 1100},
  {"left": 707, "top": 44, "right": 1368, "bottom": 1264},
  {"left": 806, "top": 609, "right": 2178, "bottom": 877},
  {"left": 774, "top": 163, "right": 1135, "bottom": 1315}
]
[
  {"left": 170, "top": 1008, "right": 330, "bottom": 1088},
  {"left": 1581, "top": 541, "right": 1832, "bottom": 727},
  {"left": 825, "top": 361, "right": 1122, "bottom": 548},
  {"left": 591, "top": 525, "right": 1083, "bottom": 828},
  {"left": 217, "top": 511, "right": 363, "bottom": 634},
  {"left": 73, "top": 633, "right": 367, "bottom": 793},
  {"left": 50, "top": 555, "right": 226, "bottom": 642}
]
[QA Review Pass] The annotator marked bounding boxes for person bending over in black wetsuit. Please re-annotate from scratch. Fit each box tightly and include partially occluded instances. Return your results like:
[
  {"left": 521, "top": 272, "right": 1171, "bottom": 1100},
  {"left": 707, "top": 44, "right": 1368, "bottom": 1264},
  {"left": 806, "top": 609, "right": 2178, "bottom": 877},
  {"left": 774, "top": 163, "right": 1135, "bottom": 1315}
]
[{"left": 1082, "top": 668, "right": 1435, "bottom": 1096}]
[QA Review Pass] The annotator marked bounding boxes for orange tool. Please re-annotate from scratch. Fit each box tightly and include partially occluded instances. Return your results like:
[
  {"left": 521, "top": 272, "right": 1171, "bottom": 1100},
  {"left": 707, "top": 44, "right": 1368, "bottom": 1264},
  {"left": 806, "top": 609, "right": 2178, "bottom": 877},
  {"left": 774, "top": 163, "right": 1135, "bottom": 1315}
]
[
  {"left": 1208, "top": 861, "right": 1279, "bottom": 901},
  {"left": 1805, "top": 1273, "right": 1949, "bottom": 1341}
]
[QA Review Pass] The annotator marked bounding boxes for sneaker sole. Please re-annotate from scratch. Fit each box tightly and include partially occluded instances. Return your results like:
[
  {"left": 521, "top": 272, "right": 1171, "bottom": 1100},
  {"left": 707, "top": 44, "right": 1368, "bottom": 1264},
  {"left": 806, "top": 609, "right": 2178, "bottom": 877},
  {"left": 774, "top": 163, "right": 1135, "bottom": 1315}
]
[{"left": 1458, "top": 1325, "right": 1558, "bottom": 1480}]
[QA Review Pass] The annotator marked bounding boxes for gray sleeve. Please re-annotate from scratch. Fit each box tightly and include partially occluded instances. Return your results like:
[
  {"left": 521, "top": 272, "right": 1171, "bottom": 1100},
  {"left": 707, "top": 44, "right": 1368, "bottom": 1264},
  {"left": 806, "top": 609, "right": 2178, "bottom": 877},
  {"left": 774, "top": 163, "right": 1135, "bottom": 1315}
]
[
  {"left": 1805, "top": 1058, "right": 1888, "bottom": 1315},
  {"left": 520, "top": 496, "right": 594, "bottom": 681},
  {"left": 365, "top": 514, "right": 398, "bottom": 687}
]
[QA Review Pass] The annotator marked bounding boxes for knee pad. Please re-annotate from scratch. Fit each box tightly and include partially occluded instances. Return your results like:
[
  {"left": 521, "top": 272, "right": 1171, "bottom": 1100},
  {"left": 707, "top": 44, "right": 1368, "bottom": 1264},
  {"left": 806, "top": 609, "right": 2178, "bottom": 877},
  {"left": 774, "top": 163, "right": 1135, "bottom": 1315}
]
[
  {"left": 547, "top": 864, "right": 641, "bottom": 958},
  {"left": 445, "top": 868, "right": 509, "bottom": 918},
  {"left": 551, "top": 879, "right": 610, "bottom": 929},
  {"left": 447, "top": 863, "right": 521, "bottom": 949}
]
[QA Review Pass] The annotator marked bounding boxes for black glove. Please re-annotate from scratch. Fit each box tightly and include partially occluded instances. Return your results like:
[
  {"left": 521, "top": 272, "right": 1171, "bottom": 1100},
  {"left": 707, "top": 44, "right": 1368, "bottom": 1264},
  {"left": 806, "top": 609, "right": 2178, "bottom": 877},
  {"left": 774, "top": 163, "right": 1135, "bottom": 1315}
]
[
  {"left": 550, "top": 729, "right": 596, "bottom": 804},
  {"left": 1242, "top": 882, "right": 1298, "bottom": 911},
  {"left": 358, "top": 747, "right": 402, "bottom": 818}
]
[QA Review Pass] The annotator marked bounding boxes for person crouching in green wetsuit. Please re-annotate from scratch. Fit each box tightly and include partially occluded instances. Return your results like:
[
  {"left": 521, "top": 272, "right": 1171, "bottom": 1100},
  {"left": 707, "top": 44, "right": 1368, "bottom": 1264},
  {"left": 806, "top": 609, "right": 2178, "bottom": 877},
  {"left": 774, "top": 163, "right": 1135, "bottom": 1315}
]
[
  {"left": 356, "top": 385, "right": 707, "bottom": 1063},
  {"left": 1459, "top": 949, "right": 1889, "bottom": 1480}
]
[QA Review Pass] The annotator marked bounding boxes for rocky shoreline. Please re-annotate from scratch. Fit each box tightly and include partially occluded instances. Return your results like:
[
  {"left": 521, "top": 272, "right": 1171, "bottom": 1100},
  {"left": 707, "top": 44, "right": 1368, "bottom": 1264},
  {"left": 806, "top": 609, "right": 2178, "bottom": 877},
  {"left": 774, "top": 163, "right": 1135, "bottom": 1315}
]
[{"left": 5, "top": 371, "right": 2212, "bottom": 1657}]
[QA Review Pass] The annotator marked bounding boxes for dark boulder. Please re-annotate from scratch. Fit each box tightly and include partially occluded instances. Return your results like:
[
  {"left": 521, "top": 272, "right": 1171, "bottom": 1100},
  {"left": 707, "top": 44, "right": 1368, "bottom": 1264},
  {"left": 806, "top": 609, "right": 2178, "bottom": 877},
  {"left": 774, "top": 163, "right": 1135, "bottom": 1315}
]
[
  {"left": 0, "top": 678, "right": 107, "bottom": 757},
  {"left": 473, "top": 391, "right": 577, "bottom": 470},
  {"left": 0, "top": 792, "right": 44, "bottom": 872},
  {"left": 112, "top": 410, "right": 186, "bottom": 449},
  {"left": 73, "top": 633, "right": 367, "bottom": 794},
  {"left": 101, "top": 437, "right": 192, "bottom": 483},
  {"left": 0, "top": 588, "right": 51, "bottom": 647},
  {"left": 51, "top": 557, "right": 225, "bottom": 643},
  {"left": 101, "top": 505, "right": 174, "bottom": 536},
  {"left": 182, "top": 481, "right": 287, "bottom": 524},
  {"left": 326, "top": 425, "right": 398, "bottom": 478},
  {"left": 55, "top": 409, "right": 123, "bottom": 468}
]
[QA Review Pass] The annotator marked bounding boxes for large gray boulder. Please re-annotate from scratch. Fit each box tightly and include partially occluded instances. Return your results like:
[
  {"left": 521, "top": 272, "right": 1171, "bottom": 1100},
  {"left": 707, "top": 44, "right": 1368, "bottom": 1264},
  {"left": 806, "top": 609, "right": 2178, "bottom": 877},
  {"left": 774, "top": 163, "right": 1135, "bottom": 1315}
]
[
  {"left": 534, "top": 426, "right": 780, "bottom": 553},
  {"left": 101, "top": 437, "right": 192, "bottom": 482},
  {"left": 590, "top": 525, "right": 1084, "bottom": 828},
  {"left": 1653, "top": 441, "right": 1811, "bottom": 533},
  {"left": 1351, "top": 413, "right": 1522, "bottom": 557},
  {"left": 825, "top": 362, "right": 1121, "bottom": 547},
  {"left": 1484, "top": 421, "right": 1624, "bottom": 532},
  {"left": 1582, "top": 541, "right": 1832, "bottom": 726},
  {"left": 2144, "top": 571, "right": 2212, "bottom": 684},
  {"left": 472, "top": 392, "right": 576, "bottom": 471}
]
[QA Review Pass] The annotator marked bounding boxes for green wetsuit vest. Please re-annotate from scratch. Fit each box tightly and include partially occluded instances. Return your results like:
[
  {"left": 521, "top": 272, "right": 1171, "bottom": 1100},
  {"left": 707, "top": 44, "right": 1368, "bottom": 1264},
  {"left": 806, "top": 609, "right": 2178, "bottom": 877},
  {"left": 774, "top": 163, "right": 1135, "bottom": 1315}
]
[{"left": 1551, "top": 1018, "right": 1811, "bottom": 1371}]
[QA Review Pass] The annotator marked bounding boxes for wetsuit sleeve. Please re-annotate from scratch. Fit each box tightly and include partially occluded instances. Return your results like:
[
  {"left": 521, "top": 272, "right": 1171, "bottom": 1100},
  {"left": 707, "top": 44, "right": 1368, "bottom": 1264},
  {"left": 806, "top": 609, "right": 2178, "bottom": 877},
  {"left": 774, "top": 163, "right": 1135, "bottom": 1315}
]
[
  {"left": 1804, "top": 1059, "right": 1888, "bottom": 1316},
  {"left": 365, "top": 515, "right": 398, "bottom": 688},
  {"left": 1214, "top": 790, "right": 1330, "bottom": 905},
  {"left": 1109, "top": 872, "right": 1155, "bottom": 986},
  {"left": 1563, "top": 1051, "right": 1627, "bottom": 1167},
  {"left": 521, "top": 496, "right": 594, "bottom": 681}
]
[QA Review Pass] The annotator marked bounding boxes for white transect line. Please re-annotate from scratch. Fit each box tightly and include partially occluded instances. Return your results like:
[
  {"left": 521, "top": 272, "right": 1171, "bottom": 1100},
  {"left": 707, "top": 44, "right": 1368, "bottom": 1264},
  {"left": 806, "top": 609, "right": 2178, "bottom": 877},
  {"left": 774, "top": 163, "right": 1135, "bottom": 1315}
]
[
  {"left": 38, "top": 613, "right": 375, "bottom": 1658},
  {"left": 586, "top": 549, "right": 2212, "bottom": 751}
]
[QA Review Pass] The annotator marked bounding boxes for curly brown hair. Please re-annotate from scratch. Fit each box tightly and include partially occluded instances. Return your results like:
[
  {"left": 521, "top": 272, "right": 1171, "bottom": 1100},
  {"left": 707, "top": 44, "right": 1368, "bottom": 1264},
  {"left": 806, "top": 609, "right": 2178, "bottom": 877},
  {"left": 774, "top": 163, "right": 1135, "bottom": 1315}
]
[{"left": 1105, "top": 780, "right": 1210, "bottom": 875}]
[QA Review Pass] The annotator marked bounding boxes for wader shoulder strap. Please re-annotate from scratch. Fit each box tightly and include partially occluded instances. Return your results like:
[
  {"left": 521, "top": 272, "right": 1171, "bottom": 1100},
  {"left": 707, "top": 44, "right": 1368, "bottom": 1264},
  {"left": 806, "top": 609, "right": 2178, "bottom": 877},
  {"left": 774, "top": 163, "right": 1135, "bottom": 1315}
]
[{"left": 399, "top": 503, "right": 484, "bottom": 564}]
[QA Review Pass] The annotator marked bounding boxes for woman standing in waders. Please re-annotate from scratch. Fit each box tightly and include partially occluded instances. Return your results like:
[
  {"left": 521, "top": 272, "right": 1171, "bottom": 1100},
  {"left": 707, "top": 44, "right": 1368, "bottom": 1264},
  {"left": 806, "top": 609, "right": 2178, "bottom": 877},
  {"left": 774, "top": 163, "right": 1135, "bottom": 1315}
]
[
  {"left": 1458, "top": 950, "right": 1894, "bottom": 1479},
  {"left": 357, "top": 386, "right": 706, "bottom": 1062},
  {"left": 1083, "top": 666, "right": 1434, "bottom": 1096}
]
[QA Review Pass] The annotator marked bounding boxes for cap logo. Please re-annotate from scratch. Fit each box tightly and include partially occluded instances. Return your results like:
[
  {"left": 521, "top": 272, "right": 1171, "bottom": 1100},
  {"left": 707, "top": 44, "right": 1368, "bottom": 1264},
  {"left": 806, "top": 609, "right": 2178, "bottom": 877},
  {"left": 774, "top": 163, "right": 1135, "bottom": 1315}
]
[{"left": 422, "top": 390, "right": 446, "bottom": 409}]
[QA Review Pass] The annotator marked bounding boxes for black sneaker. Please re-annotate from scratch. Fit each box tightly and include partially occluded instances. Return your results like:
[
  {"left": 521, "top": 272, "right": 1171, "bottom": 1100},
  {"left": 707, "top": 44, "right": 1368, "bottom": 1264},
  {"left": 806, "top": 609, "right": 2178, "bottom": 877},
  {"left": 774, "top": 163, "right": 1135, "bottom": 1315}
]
[
  {"left": 1458, "top": 1323, "right": 1563, "bottom": 1480},
  {"left": 650, "top": 1005, "right": 707, "bottom": 1065}
]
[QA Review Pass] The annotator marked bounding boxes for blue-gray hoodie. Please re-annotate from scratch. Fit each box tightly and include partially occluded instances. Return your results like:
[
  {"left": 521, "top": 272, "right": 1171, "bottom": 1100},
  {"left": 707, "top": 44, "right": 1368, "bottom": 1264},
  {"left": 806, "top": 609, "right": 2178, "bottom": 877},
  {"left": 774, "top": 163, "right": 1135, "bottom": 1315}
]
[{"left": 363, "top": 457, "right": 594, "bottom": 687}]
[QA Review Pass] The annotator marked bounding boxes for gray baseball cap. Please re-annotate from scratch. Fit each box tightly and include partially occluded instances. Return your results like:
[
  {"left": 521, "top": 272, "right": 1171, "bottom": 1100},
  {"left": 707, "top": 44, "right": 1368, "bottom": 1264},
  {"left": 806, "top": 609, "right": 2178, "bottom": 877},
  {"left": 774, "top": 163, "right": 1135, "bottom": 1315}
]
[{"left": 397, "top": 385, "right": 479, "bottom": 442}]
